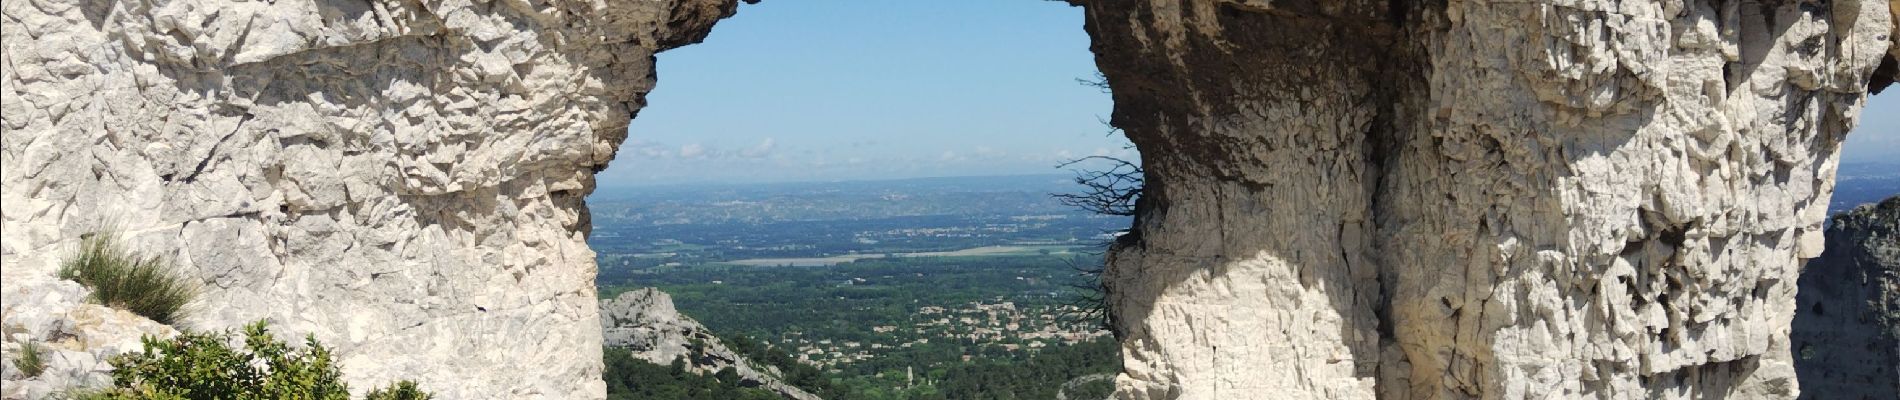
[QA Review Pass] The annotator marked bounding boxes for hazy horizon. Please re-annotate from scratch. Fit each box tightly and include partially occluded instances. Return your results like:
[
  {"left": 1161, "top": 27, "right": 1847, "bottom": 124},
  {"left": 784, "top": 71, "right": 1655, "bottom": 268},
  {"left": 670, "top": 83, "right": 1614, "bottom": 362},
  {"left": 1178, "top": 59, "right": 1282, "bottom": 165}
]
[{"left": 598, "top": 0, "right": 1899, "bottom": 188}]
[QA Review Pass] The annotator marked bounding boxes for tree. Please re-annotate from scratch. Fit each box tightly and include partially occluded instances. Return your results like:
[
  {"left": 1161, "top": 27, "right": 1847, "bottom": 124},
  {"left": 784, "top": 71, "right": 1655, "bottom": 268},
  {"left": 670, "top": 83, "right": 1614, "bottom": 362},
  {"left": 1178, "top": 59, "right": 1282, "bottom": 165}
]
[
  {"left": 1052, "top": 156, "right": 1142, "bottom": 217},
  {"left": 1053, "top": 154, "right": 1143, "bottom": 335}
]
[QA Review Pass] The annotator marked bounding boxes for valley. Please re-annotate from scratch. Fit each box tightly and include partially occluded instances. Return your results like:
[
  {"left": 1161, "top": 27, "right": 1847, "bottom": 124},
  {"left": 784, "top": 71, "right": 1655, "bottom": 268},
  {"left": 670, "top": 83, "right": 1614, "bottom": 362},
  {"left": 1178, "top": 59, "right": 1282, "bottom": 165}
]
[
  {"left": 589, "top": 175, "right": 1126, "bottom": 399},
  {"left": 585, "top": 171, "right": 1900, "bottom": 399}
]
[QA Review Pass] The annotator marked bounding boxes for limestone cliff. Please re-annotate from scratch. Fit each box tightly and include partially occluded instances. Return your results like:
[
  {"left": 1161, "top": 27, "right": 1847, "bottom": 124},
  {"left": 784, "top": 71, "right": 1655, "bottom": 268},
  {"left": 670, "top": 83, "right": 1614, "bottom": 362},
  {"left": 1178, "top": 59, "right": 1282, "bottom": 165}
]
[
  {"left": 3, "top": 0, "right": 1895, "bottom": 399},
  {"left": 600, "top": 288, "right": 821, "bottom": 400},
  {"left": 1079, "top": 0, "right": 1895, "bottom": 399},
  {"left": 3, "top": 0, "right": 739, "bottom": 398},
  {"left": 1792, "top": 196, "right": 1899, "bottom": 400}
]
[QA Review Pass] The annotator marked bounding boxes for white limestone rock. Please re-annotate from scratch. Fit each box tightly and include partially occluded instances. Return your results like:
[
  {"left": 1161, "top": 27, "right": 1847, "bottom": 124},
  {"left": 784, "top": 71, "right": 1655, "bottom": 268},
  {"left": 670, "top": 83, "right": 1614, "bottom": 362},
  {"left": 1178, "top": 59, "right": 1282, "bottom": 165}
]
[
  {"left": 3, "top": 0, "right": 739, "bottom": 398},
  {"left": 600, "top": 288, "right": 822, "bottom": 400},
  {"left": 4, "top": 0, "right": 1896, "bottom": 399},
  {"left": 1, "top": 272, "right": 175, "bottom": 399},
  {"left": 1078, "top": 0, "right": 1896, "bottom": 399}
]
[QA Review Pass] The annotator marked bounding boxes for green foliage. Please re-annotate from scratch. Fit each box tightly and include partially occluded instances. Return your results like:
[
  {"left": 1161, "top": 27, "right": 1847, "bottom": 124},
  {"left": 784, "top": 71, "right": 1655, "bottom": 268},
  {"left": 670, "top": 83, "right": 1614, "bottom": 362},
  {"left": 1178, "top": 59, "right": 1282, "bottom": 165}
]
[
  {"left": 85, "top": 321, "right": 347, "bottom": 399},
  {"left": 722, "top": 335, "right": 848, "bottom": 398},
  {"left": 602, "top": 351, "right": 781, "bottom": 400},
  {"left": 614, "top": 255, "right": 1097, "bottom": 348},
  {"left": 71, "top": 321, "right": 431, "bottom": 400},
  {"left": 934, "top": 340, "right": 1119, "bottom": 400},
  {"left": 58, "top": 234, "right": 197, "bottom": 325},
  {"left": 14, "top": 341, "right": 46, "bottom": 378},
  {"left": 603, "top": 254, "right": 1122, "bottom": 399},
  {"left": 365, "top": 380, "right": 432, "bottom": 400}
]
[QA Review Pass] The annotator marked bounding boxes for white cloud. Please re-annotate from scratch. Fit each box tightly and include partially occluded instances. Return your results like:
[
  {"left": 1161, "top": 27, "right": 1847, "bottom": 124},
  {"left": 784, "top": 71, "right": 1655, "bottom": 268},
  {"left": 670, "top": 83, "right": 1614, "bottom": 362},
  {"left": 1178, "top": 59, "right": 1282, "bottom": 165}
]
[
  {"left": 679, "top": 143, "right": 707, "bottom": 159},
  {"left": 972, "top": 146, "right": 1007, "bottom": 160},
  {"left": 740, "top": 138, "right": 776, "bottom": 158},
  {"left": 622, "top": 139, "right": 674, "bottom": 159}
]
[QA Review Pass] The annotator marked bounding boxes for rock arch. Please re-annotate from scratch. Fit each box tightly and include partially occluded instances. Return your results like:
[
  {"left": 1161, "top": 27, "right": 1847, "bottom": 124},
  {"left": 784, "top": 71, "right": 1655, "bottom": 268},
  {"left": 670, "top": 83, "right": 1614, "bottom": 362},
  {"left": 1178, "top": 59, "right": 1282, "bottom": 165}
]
[{"left": 1, "top": 1, "right": 1894, "bottom": 399}]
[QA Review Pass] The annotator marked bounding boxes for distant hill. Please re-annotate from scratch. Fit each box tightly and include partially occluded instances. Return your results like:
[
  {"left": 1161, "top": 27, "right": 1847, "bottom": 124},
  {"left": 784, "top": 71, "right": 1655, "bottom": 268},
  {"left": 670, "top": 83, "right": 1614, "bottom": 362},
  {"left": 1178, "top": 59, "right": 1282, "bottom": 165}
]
[
  {"left": 589, "top": 174, "right": 1089, "bottom": 225},
  {"left": 601, "top": 288, "right": 824, "bottom": 400},
  {"left": 1832, "top": 162, "right": 1900, "bottom": 214}
]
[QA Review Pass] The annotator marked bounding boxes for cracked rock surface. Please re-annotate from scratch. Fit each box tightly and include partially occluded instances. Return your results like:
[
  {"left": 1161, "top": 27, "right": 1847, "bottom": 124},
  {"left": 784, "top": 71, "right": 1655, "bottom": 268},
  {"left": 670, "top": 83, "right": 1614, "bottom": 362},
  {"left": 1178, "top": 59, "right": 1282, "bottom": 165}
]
[
  {"left": 3, "top": 0, "right": 736, "bottom": 398},
  {"left": 1080, "top": 1, "right": 1895, "bottom": 399},
  {"left": 4, "top": 0, "right": 1896, "bottom": 399}
]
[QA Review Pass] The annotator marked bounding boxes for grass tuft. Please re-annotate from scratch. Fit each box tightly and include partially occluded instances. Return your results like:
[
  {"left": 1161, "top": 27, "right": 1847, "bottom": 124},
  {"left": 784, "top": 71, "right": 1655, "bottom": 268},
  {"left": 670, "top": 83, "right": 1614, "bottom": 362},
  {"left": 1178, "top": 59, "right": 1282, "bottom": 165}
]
[
  {"left": 15, "top": 341, "right": 45, "bottom": 378},
  {"left": 58, "top": 233, "right": 196, "bottom": 325}
]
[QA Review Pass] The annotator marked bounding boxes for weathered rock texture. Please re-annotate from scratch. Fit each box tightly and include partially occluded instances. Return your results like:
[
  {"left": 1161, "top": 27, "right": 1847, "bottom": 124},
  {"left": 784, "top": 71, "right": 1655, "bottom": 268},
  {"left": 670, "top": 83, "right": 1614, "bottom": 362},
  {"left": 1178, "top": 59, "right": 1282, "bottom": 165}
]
[
  {"left": 1792, "top": 196, "right": 1899, "bottom": 400},
  {"left": 4, "top": 0, "right": 1896, "bottom": 399},
  {"left": 3, "top": 0, "right": 739, "bottom": 398},
  {"left": 0, "top": 278, "right": 175, "bottom": 399},
  {"left": 1081, "top": 0, "right": 1896, "bottom": 399},
  {"left": 600, "top": 288, "right": 821, "bottom": 400}
]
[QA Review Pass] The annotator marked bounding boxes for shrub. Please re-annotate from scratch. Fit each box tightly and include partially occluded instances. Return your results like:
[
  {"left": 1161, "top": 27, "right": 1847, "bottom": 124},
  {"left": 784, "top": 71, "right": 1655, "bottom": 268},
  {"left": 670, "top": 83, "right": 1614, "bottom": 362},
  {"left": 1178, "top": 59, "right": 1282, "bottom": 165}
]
[
  {"left": 14, "top": 341, "right": 45, "bottom": 378},
  {"left": 58, "top": 234, "right": 196, "bottom": 325},
  {"left": 365, "top": 380, "right": 431, "bottom": 400},
  {"left": 70, "top": 321, "right": 433, "bottom": 400}
]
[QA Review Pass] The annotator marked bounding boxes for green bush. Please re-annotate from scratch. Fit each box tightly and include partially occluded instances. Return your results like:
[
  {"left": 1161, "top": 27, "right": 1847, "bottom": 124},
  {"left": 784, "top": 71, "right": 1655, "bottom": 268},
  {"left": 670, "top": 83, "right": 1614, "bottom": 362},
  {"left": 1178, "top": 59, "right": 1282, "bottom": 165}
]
[
  {"left": 365, "top": 380, "right": 431, "bottom": 400},
  {"left": 603, "top": 350, "right": 781, "bottom": 400},
  {"left": 69, "top": 321, "right": 432, "bottom": 400},
  {"left": 58, "top": 234, "right": 196, "bottom": 324},
  {"left": 14, "top": 341, "right": 45, "bottom": 378}
]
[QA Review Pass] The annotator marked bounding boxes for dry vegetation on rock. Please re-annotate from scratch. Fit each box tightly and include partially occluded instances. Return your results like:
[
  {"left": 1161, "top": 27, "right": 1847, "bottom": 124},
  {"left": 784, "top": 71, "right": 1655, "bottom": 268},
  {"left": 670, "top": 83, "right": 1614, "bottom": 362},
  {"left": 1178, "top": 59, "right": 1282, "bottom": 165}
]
[{"left": 57, "top": 234, "right": 197, "bottom": 326}]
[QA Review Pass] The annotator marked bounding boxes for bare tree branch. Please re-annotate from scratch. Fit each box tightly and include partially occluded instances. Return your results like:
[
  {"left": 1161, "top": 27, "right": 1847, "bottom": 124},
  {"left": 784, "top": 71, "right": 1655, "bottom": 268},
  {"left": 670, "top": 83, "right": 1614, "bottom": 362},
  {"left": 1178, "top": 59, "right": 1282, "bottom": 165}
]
[
  {"left": 1051, "top": 154, "right": 1142, "bottom": 338},
  {"left": 1052, "top": 156, "right": 1143, "bottom": 217},
  {"left": 1076, "top": 72, "right": 1111, "bottom": 94}
]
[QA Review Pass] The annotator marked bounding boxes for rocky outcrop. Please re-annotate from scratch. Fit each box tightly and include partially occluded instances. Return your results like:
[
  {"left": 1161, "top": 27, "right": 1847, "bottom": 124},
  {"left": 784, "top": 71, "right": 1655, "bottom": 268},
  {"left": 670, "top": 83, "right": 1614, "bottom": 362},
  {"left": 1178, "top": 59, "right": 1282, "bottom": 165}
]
[
  {"left": 1081, "top": 1, "right": 1895, "bottom": 399},
  {"left": 600, "top": 288, "right": 820, "bottom": 400},
  {"left": 3, "top": 0, "right": 739, "bottom": 398},
  {"left": 0, "top": 278, "right": 175, "bottom": 399},
  {"left": 1877, "top": 0, "right": 1900, "bottom": 93},
  {"left": 4, "top": 0, "right": 1895, "bottom": 399},
  {"left": 1792, "top": 196, "right": 1899, "bottom": 400}
]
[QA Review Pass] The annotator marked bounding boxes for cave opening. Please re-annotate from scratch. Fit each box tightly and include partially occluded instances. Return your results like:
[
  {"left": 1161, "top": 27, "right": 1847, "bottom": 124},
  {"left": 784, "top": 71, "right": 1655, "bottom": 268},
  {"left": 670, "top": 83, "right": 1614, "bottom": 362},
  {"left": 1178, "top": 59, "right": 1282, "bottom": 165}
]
[{"left": 584, "top": 2, "right": 1135, "bottom": 399}]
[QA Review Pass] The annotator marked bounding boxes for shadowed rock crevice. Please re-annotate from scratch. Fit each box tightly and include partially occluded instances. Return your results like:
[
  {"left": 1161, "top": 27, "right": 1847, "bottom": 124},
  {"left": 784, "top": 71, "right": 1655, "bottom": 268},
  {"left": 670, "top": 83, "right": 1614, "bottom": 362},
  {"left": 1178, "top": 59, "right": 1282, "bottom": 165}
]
[{"left": 1791, "top": 196, "right": 1900, "bottom": 400}]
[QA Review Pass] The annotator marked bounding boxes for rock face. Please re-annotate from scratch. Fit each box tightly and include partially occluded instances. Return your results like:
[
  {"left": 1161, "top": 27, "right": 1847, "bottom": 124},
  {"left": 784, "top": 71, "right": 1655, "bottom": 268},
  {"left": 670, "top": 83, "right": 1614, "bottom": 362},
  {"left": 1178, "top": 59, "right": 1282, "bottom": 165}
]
[
  {"left": 1792, "top": 196, "right": 1900, "bottom": 400},
  {"left": 600, "top": 288, "right": 820, "bottom": 400},
  {"left": 2, "top": 0, "right": 738, "bottom": 398},
  {"left": 1, "top": 278, "right": 175, "bottom": 400},
  {"left": 3, "top": 0, "right": 1895, "bottom": 399},
  {"left": 1079, "top": 1, "right": 1896, "bottom": 399}
]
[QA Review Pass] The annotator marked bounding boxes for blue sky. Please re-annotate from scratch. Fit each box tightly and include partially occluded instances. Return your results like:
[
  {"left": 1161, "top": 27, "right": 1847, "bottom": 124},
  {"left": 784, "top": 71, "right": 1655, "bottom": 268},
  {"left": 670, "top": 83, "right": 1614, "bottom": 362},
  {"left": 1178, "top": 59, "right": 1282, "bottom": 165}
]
[
  {"left": 599, "top": 0, "right": 1123, "bottom": 186},
  {"left": 1853, "top": 94, "right": 1899, "bottom": 164},
  {"left": 596, "top": 1, "right": 1899, "bottom": 187}
]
